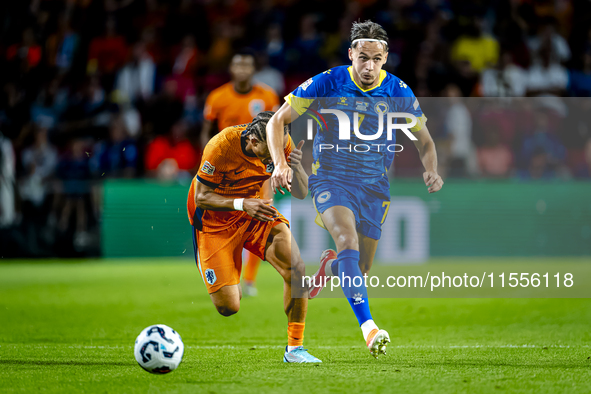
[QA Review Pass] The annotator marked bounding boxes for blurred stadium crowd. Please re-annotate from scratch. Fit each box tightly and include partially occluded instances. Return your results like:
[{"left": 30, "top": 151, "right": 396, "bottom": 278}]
[{"left": 1, "top": 0, "right": 591, "bottom": 257}]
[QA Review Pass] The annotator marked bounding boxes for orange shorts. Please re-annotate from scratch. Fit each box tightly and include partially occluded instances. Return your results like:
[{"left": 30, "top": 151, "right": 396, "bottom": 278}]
[{"left": 192, "top": 213, "right": 288, "bottom": 294}]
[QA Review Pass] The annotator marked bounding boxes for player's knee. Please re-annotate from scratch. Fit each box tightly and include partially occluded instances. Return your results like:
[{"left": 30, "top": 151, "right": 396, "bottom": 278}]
[
  {"left": 216, "top": 303, "right": 240, "bottom": 317},
  {"left": 335, "top": 233, "right": 358, "bottom": 251}
]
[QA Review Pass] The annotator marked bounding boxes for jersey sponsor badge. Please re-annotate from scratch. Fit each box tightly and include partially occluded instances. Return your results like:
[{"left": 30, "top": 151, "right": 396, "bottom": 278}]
[
  {"left": 300, "top": 78, "right": 313, "bottom": 91},
  {"left": 317, "top": 191, "right": 331, "bottom": 204},
  {"left": 205, "top": 268, "right": 217, "bottom": 285},
  {"left": 355, "top": 101, "right": 369, "bottom": 111},
  {"left": 201, "top": 161, "right": 215, "bottom": 175}
]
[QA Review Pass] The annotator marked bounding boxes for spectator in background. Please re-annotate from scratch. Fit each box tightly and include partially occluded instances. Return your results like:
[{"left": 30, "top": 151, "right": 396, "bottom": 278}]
[
  {"left": 20, "top": 126, "right": 58, "bottom": 207},
  {"left": 19, "top": 126, "right": 58, "bottom": 254},
  {"left": 526, "top": 43, "right": 568, "bottom": 96},
  {"left": 518, "top": 111, "right": 567, "bottom": 178},
  {"left": 30, "top": 76, "right": 69, "bottom": 131},
  {"left": 142, "top": 78, "right": 184, "bottom": 138},
  {"left": 0, "top": 132, "right": 16, "bottom": 229},
  {"left": 568, "top": 50, "right": 591, "bottom": 97},
  {"left": 172, "top": 35, "right": 200, "bottom": 79},
  {"left": 481, "top": 51, "right": 527, "bottom": 97},
  {"left": 450, "top": 16, "right": 499, "bottom": 74},
  {"left": 144, "top": 120, "right": 200, "bottom": 180},
  {"left": 443, "top": 84, "right": 476, "bottom": 177},
  {"left": 45, "top": 13, "right": 79, "bottom": 74},
  {"left": 253, "top": 52, "right": 285, "bottom": 97},
  {"left": 201, "top": 50, "right": 279, "bottom": 148},
  {"left": 527, "top": 17, "right": 570, "bottom": 66},
  {"left": 90, "top": 114, "right": 137, "bottom": 178},
  {"left": 289, "top": 14, "right": 326, "bottom": 74},
  {"left": 87, "top": 17, "right": 128, "bottom": 84},
  {"left": 264, "top": 24, "right": 286, "bottom": 72},
  {"left": 114, "top": 41, "right": 156, "bottom": 105},
  {"left": 61, "top": 76, "right": 109, "bottom": 134},
  {"left": 6, "top": 27, "right": 42, "bottom": 72},
  {"left": 477, "top": 127, "right": 513, "bottom": 178},
  {"left": 57, "top": 139, "right": 92, "bottom": 250}
]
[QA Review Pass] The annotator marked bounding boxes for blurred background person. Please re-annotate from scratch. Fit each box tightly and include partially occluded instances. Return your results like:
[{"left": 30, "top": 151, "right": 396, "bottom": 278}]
[{"left": 201, "top": 49, "right": 279, "bottom": 148}]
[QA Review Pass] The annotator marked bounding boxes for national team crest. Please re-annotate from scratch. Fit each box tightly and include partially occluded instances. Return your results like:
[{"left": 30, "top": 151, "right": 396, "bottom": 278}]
[
  {"left": 249, "top": 99, "right": 265, "bottom": 117},
  {"left": 374, "top": 101, "right": 389, "bottom": 114},
  {"left": 317, "top": 191, "right": 331, "bottom": 203},
  {"left": 201, "top": 161, "right": 215, "bottom": 175},
  {"left": 204, "top": 269, "right": 217, "bottom": 285}
]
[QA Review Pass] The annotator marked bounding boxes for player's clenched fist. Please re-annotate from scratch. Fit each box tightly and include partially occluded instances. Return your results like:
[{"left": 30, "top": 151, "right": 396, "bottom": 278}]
[
  {"left": 271, "top": 163, "right": 292, "bottom": 195},
  {"left": 244, "top": 199, "right": 277, "bottom": 221},
  {"left": 423, "top": 171, "right": 444, "bottom": 193}
]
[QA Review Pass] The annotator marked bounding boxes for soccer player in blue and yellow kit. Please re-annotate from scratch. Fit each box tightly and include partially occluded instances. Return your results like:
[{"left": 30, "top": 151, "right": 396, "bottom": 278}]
[{"left": 266, "top": 21, "right": 444, "bottom": 358}]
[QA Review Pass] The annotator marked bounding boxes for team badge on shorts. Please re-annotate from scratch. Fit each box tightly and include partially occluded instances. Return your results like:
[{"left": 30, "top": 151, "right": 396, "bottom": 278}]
[
  {"left": 204, "top": 269, "right": 217, "bottom": 285},
  {"left": 317, "top": 191, "right": 331, "bottom": 203},
  {"left": 201, "top": 161, "right": 215, "bottom": 175}
]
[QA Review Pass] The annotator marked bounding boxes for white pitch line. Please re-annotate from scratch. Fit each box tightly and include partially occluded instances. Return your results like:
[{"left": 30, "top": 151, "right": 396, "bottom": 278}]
[{"left": 2, "top": 344, "right": 588, "bottom": 350}]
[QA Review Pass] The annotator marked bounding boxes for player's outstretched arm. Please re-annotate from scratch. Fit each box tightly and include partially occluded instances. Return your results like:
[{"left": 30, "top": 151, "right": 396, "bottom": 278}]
[
  {"left": 267, "top": 102, "right": 299, "bottom": 194},
  {"left": 194, "top": 180, "right": 277, "bottom": 221},
  {"left": 412, "top": 127, "right": 444, "bottom": 193},
  {"left": 288, "top": 140, "right": 308, "bottom": 199}
]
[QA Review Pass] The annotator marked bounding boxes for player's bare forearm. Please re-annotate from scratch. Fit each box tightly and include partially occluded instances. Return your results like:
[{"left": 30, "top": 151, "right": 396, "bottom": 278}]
[
  {"left": 412, "top": 127, "right": 444, "bottom": 193},
  {"left": 194, "top": 181, "right": 237, "bottom": 211},
  {"left": 290, "top": 164, "right": 308, "bottom": 199},
  {"left": 268, "top": 103, "right": 300, "bottom": 194},
  {"left": 267, "top": 103, "right": 293, "bottom": 167},
  {"left": 195, "top": 179, "right": 277, "bottom": 221}
]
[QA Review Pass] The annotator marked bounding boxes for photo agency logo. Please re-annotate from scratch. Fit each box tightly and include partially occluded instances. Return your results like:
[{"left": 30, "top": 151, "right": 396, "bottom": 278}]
[{"left": 303, "top": 98, "right": 420, "bottom": 154}]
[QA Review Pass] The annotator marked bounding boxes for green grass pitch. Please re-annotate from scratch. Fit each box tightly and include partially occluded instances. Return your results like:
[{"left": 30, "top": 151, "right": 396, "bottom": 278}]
[{"left": 1, "top": 259, "right": 590, "bottom": 393}]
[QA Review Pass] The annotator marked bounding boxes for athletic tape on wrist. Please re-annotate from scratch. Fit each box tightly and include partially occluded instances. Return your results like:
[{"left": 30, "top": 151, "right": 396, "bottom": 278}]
[{"left": 233, "top": 198, "right": 244, "bottom": 211}]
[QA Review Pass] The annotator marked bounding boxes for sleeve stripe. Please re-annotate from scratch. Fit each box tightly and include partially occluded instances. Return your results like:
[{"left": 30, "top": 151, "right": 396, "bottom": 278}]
[
  {"left": 196, "top": 176, "right": 220, "bottom": 189},
  {"left": 284, "top": 94, "right": 315, "bottom": 116},
  {"left": 410, "top": 114, "right": 428, "bottom": 132}
]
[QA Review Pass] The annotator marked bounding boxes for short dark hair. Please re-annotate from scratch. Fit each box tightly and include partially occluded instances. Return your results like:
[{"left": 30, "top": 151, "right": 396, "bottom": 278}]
[
  {"left": 245, "top": 111, "right": 288, "bottom": 142},
  {"left": 350, "top": 20, "right": 389, "bottom": 50},
  {"left": 233, "top": 48, "right": 256, "bottom": 61}
]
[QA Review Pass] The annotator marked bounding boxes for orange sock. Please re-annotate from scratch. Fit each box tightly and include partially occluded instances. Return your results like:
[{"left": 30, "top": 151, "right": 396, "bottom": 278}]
[
  {"left": 288, "top": 322, "right": 305, "bottom": 347},
  {"left": 243, "top": 251, "right": 261, "bottom": 284}
]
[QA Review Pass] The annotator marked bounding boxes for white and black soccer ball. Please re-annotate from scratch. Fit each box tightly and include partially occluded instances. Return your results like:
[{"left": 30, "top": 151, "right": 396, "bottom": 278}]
[{"left": 134, "top": 324, "right": 184, "bottom": 374}]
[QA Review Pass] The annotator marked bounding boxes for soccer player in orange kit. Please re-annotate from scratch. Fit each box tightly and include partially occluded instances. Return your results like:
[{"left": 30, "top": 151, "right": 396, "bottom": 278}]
[
  {"left": 201, "top": 49, "right": 280, "bottom": 296},
  {"left": 187, "top": 111, "right": 320, "bottom": 363}
]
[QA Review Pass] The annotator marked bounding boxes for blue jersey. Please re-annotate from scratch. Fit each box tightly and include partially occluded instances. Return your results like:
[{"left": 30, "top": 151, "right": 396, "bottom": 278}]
[{"left": 285, "top": 65, "right": 426, "bottom": 184}]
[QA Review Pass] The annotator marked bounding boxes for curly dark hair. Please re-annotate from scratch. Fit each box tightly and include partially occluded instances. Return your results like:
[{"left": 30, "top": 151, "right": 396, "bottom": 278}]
[
  {"left": 244, "top": 111, "right": 289, "bottom": 142},
  {"left": 350, "top": 20, "right": 389, "bottom": 50}
]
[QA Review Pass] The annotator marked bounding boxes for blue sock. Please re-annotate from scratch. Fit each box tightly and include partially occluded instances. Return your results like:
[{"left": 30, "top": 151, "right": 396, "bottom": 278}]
[{"left": 334, "top": 249, "right": 373, "bottom": 326}]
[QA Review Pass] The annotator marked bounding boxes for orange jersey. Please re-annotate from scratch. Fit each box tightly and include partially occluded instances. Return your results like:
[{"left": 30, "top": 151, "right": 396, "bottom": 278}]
[
  {"left": 187, "top": 125, "right": 292, "bottom": 232},
  {"left": 203, "top": 82, "right": 279, "bottom": 131}
]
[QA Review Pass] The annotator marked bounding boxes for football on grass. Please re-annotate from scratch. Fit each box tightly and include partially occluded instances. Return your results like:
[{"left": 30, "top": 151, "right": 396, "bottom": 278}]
[{"left": 134, "top": 324, "right": 184, "bottom": 374}]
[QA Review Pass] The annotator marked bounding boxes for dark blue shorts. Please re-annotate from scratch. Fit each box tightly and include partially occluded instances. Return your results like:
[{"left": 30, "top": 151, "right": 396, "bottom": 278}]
[{"left": 308, "top": 176, "right": 391, "bottom": 240}]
